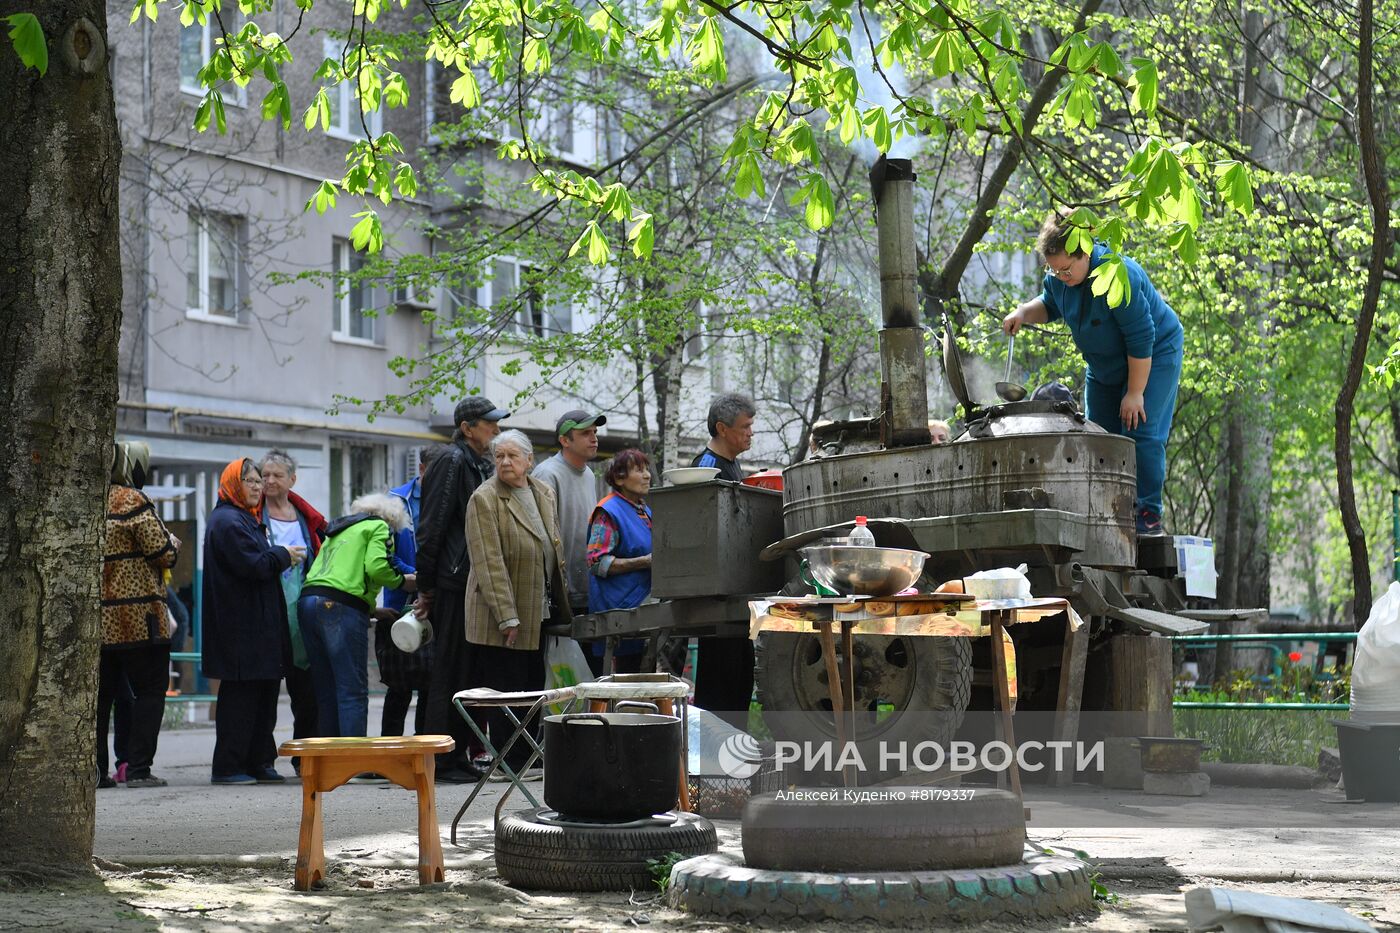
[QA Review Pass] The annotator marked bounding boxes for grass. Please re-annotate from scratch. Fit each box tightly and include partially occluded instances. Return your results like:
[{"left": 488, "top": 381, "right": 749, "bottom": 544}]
[{"left": 1172, "top": 664, "right": 1349, "bottom": 766}]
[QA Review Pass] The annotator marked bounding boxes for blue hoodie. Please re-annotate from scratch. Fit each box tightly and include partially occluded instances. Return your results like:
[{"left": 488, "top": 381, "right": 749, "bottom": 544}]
[{"left": 1041, "top": 242, "right": 1183, "bottom": 385}]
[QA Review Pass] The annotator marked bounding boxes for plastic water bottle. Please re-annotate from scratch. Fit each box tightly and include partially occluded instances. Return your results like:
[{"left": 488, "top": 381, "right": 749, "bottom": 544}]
[{"left": 849, "top": 515, "right": 876, "bottom": 547}]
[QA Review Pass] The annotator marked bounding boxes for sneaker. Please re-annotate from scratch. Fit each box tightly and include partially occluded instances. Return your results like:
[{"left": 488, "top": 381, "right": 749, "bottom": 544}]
[
  {"left": 435, "top": 765, "right": 483, "bottom": 785},
  {"left": 471, "top": 751, "right": 494, "bottom": 769},
  {"left": 114, "top": 762, "right": 129, "bottom": 784},
  {"left": 125, "top": 774, "right": 168, "bottom": 788},
  {"left": 211, "top": 773, "right": 257, "bottom": 785},
  {"left": 250, "top": 767, "right": 286, "bottom": 784},
  {"left": 348, "top": 773, "right": 389, "bottom": 785},
  {"left": 1136, "top": 509, "right": 1164, "bottom": 536},
  {"left": 98, "top": 774, "right": 117, "bottom": 789}
]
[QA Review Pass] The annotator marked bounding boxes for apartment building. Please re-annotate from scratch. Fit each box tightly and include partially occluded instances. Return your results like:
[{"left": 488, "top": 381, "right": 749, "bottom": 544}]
[{"left": 109, "top": 5, "right": 789, "bottom": 599}]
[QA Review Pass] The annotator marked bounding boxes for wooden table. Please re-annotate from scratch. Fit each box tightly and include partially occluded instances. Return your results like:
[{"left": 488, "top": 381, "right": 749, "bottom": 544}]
[
  {"left": 278, "top": 735, "right": 455, "bottom": 890},
  {"left": 749, "top": 595, "right": 1081, "bottom": 794}
]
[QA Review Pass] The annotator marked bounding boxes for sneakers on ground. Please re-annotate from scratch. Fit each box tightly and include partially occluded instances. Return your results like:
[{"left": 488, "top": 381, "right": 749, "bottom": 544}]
[
  {"left": 125, "top": 774, "right": 168, "bottom": 788},
  {"left": 114, "top": 762, "right": 129, "bottom": 784},
  {"left": 435, "top": 766, "right": 482, "bottom": 785},
  {"left": 251, "top": 767, "right": 286, "bottom": 784},
  {"left": 98, "top": 774, "right": 117, "bottom": 789},
  {"left": 211, "top": 773, "right": 257, "bottom": 785},
  {"left": 1136, "top": 509, "right": 1165, "bottom": 536},
  {"left": 348, "top": 773, "right": 390, "bottom": 785},
  {"left": 471, "top": 751, "right": 494, "bottom": 769}
]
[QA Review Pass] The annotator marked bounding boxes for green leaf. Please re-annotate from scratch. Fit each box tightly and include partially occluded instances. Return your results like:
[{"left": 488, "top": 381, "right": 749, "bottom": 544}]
[
  {"left": 349, "top": 210, "right": 384, "bottom": 253},
  {"left": 628, "top": 212, "right": 654, "bottom": 258},
  {"left": 261, "top": 81, "right": 291, "bottom": 128},
  {"left": 5, "top": 13, "right": 47, "bottom": 75},
  {"left": 393, "top": 162, "right": 417, "bottom": 198},
  {"left": 303, "top": 88, "right": 331, "bottom": 132},
  {"left": 305, "top": 180, "right": 339, "bottom": 214},
  {"left": 928, "top": 31, "right": 961, "bottom": 78},
  {"left": 568, "top": 221, "right": 612, "bottom": 265},
  {"left": 1129, "top": 58, "right": 1158, "bottom": 115},
  {"left": 449, "top": 69, "right": 480, "bottom": 107},
  {"left": 789, "top": 172, "right": 834, "bottom": 231},
  {"left": 1215, "top": 162, "right": 1255, "bottom": 216}
]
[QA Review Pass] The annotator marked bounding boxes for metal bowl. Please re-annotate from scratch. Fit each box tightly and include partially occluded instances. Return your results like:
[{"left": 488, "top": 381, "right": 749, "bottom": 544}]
[{"left": 799, "top": 546, "right": 927, "bottom": 597}]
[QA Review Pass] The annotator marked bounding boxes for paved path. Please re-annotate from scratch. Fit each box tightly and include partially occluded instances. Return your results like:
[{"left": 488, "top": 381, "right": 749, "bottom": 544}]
[{"left": 98, "top": 697, "right": 1400, "bottom": 887}]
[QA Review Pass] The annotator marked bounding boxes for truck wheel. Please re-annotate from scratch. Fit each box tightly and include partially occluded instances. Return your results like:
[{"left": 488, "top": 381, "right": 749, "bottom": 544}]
[
  {"left": 741, "top": 788, "right": 1025, "bottom": 871},
  {"left": 754, "top": 633, "right": 972, "bottom": 784},
  {"left": 494, "top": 808, "right": 717, "bottom": 892}
]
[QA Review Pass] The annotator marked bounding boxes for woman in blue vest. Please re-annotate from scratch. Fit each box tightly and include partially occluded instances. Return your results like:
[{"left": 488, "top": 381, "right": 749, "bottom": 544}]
[
  {"left": 585, "top": 449, "right": 653, "bottom": 675},
  {"left": 1003, "top": 210, "right": 1184, "bottom": 536}
]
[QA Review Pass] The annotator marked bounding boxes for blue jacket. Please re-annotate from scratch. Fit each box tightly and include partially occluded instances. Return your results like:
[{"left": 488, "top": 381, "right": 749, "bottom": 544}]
[
  {"left": 1041, "top": 242, "right": 1183, "bottom": 385},
  {"left": 201, "top": 500, "right": 293, "bottom": 681},
  {"left": 383, "top": 477, "right": 419, "bottom": 612}
]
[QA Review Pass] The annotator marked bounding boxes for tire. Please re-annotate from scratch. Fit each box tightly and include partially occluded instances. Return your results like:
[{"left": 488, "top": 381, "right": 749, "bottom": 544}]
[
  {"left": 493, "top": 808, "right": 717, "bottom": 892},
  {"left": 669, "top": 850, "right": 1094, "bottom": 923},
  {"left": 754, "top": 633, "right": 972, "bottom": 783},
  {"left": 741, "top": 787, "right": 1025, "bottom": 872}
]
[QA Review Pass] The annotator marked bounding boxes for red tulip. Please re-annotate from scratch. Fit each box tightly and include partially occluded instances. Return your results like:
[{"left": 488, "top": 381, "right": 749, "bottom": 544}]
[{"left": 1288, "top": 651, "right": 1303, "bottom": 663}]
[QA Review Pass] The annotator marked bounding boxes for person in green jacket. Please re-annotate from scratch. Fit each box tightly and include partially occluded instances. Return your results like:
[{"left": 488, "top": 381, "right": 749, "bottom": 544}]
[{"left": 298, "top": 494, "right": 415, "bottom": 737}]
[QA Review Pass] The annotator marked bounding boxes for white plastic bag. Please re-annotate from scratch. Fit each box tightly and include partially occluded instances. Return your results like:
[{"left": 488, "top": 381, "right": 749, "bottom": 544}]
[
  {"left": 964, "top": 564, "right": 1032, "bottom": 600},
  {"left": 543, "top": 636, "right": 594, "bottom": 713},
  {"left": 1351, "top": 580, "right": 1400, "bottom": 715}
]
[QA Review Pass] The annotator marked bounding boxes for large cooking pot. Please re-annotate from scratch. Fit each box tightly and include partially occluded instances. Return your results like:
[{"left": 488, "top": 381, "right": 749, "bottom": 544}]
[{"left": 543, "top": 711, "right": 681, "bottom": 820}]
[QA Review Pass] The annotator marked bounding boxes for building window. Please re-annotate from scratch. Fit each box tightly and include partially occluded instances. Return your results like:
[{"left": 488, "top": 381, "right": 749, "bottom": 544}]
[
  {"left": 324, "top": 38, "right": 383, "bottom": 140},
  {"left": 331, "top": 238, "right": 377, "bottom": 343},
  {"left": 179, "top": 15, "right": 246, "bottom": 104},
  {"left": 501, "top": 96, "right": 595, "bottom": 166},
  {"left": 328, "top": 442, "right": 385, "bottom": 517},
  {"left": 186, "top": 211, "right": 243, "bottom": 320},
  {"left": 479, "top": 256, "right": 572, "bottom": 336}
]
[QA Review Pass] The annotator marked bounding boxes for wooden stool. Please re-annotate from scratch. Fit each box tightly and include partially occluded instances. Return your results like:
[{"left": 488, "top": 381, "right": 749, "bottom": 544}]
[{"left": 278, "top": 735, "right": 455, "bottom": 890}]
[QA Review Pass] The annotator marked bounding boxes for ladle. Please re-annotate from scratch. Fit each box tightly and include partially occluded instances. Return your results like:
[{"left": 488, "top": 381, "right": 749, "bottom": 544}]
[{"left": 995, "top": 332, "right": 1028, "bottom": 402}]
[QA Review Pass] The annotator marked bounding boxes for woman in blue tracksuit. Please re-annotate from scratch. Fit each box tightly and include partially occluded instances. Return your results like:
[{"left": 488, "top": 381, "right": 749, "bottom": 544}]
[{"left": 1003, "top": 211, "right": 1184, "bottom": 536}]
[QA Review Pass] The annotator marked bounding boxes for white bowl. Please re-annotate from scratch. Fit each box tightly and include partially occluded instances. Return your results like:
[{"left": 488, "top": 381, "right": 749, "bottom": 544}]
[{"left": 663, "top": 466, "right": 722, "bottom": 486}]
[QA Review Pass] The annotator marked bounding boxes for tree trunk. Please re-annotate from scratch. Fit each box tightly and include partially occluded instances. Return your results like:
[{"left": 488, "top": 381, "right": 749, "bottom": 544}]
[
  {"left": 1339, "top": 0, "right": 1389, "bottom": 629},
  {"left": 0, "top": 0, "right": 122, "bottom": 874}
]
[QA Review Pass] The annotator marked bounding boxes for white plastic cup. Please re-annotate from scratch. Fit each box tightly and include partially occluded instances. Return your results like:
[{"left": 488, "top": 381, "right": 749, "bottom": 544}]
[{"left": 391, "top": 609, "right": 433, "bottom": 652}]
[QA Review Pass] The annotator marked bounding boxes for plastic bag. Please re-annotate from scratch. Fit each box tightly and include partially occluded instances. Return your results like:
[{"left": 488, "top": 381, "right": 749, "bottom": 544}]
[
  {"left": 964, "top": 564, "right": 1032, "bottom": 600},
  {"left": 1352, "top": 581, "right": 1400, "bottom": 716},
  {"left": 543, "top": 635, "right": 594, "bottom": 714}
]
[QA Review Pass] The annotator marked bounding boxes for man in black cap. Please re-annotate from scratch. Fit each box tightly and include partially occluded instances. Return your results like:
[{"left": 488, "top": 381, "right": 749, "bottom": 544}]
[
  {"left": 415, "top": 395, "right": 509, "bottom": 782},
  {"left": 531, "top": 410, "right": 607, "bottom": 617}
]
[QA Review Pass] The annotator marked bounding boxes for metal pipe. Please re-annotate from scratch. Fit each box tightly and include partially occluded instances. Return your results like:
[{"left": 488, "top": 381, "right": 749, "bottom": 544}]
[
  {"left": 1171, "top": 633, "right": 1357, "bottom": 643},
  {"left": 870, "top": 156, "right": 930, "bottom": 447}
]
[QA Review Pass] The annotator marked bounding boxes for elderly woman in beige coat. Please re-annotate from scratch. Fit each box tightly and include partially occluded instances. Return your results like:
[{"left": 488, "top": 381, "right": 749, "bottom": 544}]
[{"left": 464, "top": 429, "right": 571, "bottom": 779}]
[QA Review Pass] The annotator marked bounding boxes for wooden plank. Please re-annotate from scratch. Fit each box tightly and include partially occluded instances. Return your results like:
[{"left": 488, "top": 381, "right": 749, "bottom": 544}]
[
  {"left": 989, "top": 611, "right": 1023, "bottom": 800},
  {"left": 1050, "top": 614, "right": 1090, "bottom": 786},
  {"left": 1108, "top": 634, "right": 1174, "bottom": 737},
  {"left": 1108, "top": 606, "right": 1209, "bottom": 636}
]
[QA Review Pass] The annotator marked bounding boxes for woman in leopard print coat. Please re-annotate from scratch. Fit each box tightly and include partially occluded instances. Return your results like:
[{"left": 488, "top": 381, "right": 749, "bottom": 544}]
[{"left": 98, "top": 441, "right": 181, "bottom": 788}]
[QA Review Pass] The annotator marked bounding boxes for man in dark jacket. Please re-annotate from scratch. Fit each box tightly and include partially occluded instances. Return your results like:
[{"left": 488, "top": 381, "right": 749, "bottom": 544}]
[{"left": 415, "top": 397, "right": 509, "bottom": 781}]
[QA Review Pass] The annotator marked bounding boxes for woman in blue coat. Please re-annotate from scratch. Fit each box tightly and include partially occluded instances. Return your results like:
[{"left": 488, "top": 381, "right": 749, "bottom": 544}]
[
  {"left": 1004, "top": 211, "right": 1184, "bottom": 536},
  {"left": 202, "top": 458, "right": 307, "bottom": 784}
]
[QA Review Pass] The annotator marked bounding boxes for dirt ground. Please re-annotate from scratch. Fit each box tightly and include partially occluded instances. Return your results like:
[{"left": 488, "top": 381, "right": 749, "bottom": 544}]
[
  {"left": 5, "top": 860, "right": 1399, "bottom": 932},
  {"left": 17, "top": 700, "right": 1392, "bottom": 931}
]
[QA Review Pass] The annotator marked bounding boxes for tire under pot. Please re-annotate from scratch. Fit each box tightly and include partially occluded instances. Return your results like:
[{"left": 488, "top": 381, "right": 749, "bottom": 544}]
[{"left": 542, "top": 711, "right": 681, "bottom": 821}]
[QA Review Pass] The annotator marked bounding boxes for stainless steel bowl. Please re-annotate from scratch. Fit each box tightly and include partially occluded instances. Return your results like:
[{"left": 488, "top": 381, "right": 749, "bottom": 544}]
[{"left": 799, "top": 546, "right": 927, "bottom": 597}]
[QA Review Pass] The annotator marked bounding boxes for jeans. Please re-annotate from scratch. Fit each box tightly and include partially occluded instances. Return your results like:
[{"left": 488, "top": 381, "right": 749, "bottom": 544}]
[
  {"left": 298, "top": 595, "right": 370, "bottom": 737},
  {"left": 1084, "top": 346, "right": 1182, "bottom": 515}
]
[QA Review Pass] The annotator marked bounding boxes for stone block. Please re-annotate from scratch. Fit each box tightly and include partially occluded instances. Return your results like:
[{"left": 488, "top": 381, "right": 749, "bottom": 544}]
[
  {"left": 1143, "top": 770, "right": 1210, "bottom": 796},
  {"left": 1102, "top": 736, "right": 1144, "bottom": 789}
]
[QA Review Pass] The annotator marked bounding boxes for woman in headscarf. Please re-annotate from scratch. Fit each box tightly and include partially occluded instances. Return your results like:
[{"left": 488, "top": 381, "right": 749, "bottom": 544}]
[
  {"left": 298, "top": 493, "right": 412, "bottom": 739},
  {"left": 99, "top": 441, "right": 181, "bottom": 788},
  {"left": 585, "top": 448, "right": 653, "bottom": 675},
  {"left": 464, "top": 429, "right": 571, "bottom": 780},
  {"left": 202, "top": 458, "right": 306, "bottom": 785}
]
